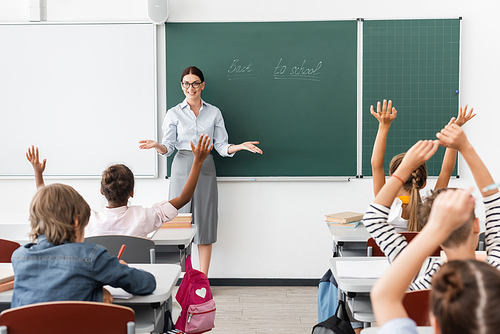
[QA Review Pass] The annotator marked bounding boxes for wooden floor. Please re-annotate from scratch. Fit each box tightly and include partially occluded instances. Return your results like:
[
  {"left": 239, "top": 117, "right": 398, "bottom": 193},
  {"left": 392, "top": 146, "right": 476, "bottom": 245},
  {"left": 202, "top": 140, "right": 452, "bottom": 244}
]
[{"left": 208, "top": 286, "right": 318, "bottom": 334}]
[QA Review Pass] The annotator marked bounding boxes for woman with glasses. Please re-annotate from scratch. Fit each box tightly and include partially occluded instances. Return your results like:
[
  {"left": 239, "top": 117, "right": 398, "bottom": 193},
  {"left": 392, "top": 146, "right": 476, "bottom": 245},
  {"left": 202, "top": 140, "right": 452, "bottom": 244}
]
[{"left": 139, "top": 66, "right": 262, "bottom": 276}]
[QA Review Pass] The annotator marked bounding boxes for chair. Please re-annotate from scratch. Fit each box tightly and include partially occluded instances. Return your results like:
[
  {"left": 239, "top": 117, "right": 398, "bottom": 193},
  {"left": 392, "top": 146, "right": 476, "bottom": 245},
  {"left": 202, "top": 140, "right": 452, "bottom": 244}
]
[
  {"left": 403, "top": 289, "right": 431, "bottom": 326},
  {"left": 0, "top": 239, "right": 20, "bottom": 263},
  {"left": 367, "top": 232, "right": 441, "bottom": 257},
  {"left": 84, "top": 235, "right": 155, "bottom": 263},
  {"left": 477, "top": 231, "right": 485, "bottom": 251},
  {"left": 0, "top": 301, "right": 135, "bottom": 334}
]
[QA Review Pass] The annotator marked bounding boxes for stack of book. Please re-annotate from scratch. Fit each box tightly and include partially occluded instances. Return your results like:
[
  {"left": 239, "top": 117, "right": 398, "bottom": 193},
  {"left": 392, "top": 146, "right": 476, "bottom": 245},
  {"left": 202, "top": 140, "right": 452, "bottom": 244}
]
[
  {"left": 161, "top": 213, "right": 192, "bottom": 229},
  {"left": 0, "top": 267, "right": 14, "bottom": 292},
  {"left": 325, "top": 211, "right": 364, "bottom": 228}
]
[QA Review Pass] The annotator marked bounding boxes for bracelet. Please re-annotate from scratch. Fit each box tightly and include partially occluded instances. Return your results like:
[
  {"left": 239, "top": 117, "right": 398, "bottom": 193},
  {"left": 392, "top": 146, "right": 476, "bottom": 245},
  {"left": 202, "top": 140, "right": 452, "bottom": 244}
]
[{"left": 391, "top": 174, "right": 405, "bottom": 184}]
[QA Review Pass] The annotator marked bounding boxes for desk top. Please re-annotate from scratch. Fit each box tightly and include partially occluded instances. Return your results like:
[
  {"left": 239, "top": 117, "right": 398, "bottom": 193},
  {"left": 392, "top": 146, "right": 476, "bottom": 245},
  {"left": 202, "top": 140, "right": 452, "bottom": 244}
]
[
  {"left": 151, "top": 225, "right": 197, "bottom": 246},
  {"left": 0, "top": 223, "right": 30, "bottom": 245},
  {"left": 330, "top": 257, "right": 389, "bottom": 293},
  {"left": 361, "top": 326, "right": 433, "bottom": 333},
  {"left": 0, "top": 263, "right": 181, "bottom": 305},
  {"left": 329, "top": 223, "right": 370, "bottom": 242}
]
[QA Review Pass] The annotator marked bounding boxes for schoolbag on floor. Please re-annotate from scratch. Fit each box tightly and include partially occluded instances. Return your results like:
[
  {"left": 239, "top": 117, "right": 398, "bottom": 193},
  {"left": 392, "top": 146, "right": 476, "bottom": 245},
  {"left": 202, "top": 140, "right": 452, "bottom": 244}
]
[
  {"left": 312, "top": 300, "right": 356, "bottom": 334},
  {"left": 317, "top": 269, "right": 339, "bottom": 323},
  {"left": 175, "top": 255, "right": 216, "bottom": 334}
]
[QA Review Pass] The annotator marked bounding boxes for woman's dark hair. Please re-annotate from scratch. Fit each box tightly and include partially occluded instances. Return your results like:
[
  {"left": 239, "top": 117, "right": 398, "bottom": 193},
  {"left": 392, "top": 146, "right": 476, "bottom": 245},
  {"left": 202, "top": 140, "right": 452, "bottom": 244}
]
[
  {"left": 181, "top": 66, "right": 205, "bottom": 83},
  {"left": 389, "top": 152, "right": 427, "bottom": 232},
  {"left": 431, "top": 260, "right": 500, "bottom": 334},
  {"left": 101, "top": 164, "right": 134, "bottom": 206}
]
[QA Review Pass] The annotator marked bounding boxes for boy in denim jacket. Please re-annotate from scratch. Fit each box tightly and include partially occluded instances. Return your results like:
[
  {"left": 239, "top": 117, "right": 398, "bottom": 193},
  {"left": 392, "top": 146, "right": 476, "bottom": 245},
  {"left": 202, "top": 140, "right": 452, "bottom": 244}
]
[{"left": 11, "top": 182, "right": 156, "bottom": 307}]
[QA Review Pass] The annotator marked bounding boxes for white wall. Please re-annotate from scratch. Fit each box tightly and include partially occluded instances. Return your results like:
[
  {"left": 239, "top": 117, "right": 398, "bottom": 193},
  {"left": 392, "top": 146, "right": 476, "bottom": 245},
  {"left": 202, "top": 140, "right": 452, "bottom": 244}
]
[{"left": 1, "top": 0, "right": 499, "bottom": 278}]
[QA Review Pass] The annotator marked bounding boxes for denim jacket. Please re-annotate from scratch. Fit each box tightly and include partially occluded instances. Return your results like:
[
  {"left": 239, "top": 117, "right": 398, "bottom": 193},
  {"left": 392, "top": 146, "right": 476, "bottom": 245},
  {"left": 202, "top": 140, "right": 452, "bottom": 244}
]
[{"left": 11, "top": 235, "right": 156, "bottom": 308}]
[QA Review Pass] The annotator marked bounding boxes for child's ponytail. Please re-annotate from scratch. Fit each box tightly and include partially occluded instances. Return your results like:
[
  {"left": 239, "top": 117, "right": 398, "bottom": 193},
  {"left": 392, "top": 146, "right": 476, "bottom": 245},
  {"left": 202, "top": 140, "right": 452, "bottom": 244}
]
[{"left": 389, "top": 153, "right": 427, "bottom": 232}]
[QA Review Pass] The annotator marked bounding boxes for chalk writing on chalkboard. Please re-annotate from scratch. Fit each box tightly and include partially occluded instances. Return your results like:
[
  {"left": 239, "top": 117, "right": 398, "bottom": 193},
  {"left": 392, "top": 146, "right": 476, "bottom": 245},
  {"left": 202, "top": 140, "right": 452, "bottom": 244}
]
[
  {"left": 227, "top": 59, "right": 259, "bottom": 80},
  {"left": 273, "top": 58, "right": 322, "bottom": 81}
]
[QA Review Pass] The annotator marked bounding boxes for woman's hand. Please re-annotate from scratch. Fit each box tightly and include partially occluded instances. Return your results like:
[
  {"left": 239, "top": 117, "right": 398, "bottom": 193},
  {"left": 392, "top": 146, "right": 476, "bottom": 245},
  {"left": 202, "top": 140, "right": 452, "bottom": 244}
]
[
  {"left": 370, "top": 99, "right": 397, "bottom": 128},
  {"left": 26, "top": 145, "right": 46, "bottom": 174},
  {"left": 228, "top": 141, "right": 263, "bottom": 154},
  {"left": 139, "top": 139, "right": 159, "bottom": 150},
  {"left": 139, "top": 139, "right": 167, "bottom": 155}
]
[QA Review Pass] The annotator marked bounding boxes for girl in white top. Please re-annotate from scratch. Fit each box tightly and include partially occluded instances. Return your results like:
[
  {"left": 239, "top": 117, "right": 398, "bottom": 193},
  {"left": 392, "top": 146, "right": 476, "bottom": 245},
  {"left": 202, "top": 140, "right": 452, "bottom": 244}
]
[
  {"left": 26, "top": 135, "right": 212, "bottom": 239},
  {"left": 370, "top": 100, "right": 475, "bottom": 232}
]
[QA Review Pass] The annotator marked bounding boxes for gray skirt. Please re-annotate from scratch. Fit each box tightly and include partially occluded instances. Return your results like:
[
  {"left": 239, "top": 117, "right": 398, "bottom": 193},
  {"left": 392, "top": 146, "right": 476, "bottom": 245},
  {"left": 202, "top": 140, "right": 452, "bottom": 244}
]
[{"left": 169, "top": 150, "right": 218, "bottom": 244}]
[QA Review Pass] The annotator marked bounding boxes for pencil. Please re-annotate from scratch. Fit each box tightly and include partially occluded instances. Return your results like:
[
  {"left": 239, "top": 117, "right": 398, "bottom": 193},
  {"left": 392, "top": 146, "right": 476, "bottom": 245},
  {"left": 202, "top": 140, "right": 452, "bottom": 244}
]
[{"left": 117, "top": 244, "right": 126, "bottom": 260}]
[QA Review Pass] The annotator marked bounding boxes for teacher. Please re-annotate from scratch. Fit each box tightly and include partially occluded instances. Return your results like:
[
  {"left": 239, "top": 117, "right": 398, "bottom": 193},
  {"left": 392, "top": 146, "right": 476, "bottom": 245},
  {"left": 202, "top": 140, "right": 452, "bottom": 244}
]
[{"left": 139, "top": 66, "right": 262, "bottom": 276}]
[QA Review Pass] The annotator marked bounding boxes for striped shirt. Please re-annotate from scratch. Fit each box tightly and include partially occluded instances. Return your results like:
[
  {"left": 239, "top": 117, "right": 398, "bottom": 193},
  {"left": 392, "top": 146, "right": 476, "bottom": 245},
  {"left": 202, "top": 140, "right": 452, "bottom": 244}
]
[{"left": 363, "top": 192, "right": 500, "bottom": 290}]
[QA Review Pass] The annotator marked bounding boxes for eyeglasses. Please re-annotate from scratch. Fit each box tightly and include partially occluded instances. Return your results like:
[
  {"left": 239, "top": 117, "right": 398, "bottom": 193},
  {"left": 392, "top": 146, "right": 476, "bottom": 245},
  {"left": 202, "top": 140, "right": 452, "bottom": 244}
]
[{"left": 181, "top": 81, "right": 202, "bottom": 89}]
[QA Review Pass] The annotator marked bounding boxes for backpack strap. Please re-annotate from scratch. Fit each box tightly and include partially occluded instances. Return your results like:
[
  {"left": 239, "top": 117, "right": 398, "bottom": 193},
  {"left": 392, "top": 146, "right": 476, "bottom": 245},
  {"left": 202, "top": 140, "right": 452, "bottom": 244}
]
[{"left": 186, "top": 254, "right": 193, "bottom": 271}]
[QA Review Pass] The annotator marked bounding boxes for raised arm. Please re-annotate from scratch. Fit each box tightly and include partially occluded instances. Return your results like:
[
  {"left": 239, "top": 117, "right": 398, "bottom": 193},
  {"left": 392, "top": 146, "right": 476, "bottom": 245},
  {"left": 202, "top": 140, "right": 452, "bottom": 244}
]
[
  {"left": 26, "top": 146, "right": 46, "bottom": 189},
  {"left": 436, "top": 123, "right": 495, "bottom": 197},
  {"left": 168, "top": 134, "right": 213, "bottom": 210},
  {"left": 370, "top": 100, "right": 397, "bottom": 197},
  {"left": 371, "top": 187, "right": 475, "bottom": 327},
  {"left": 138, "top": 139, "right": 168, "bottom": 155},
  {"left": 434, "top": 105, "right": 476, "bottom": 190}
]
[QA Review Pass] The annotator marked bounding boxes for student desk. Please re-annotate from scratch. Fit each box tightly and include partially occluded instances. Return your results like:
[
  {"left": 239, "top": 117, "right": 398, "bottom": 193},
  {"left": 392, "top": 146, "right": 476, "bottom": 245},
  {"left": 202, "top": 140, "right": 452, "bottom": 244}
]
[
  {"left": 329, "top": 257, "right": 389, "bottom": 323},
  {"left": 0, "top": 223, "right": 196, "bottom": 271},
  {"left": 0, "top": 263, "right": 180, "bottom": 334},
  {"left": 361, "top": 326, "right": 433, "bottom": 333},
  {"left": 329, "top": 224, "right": 370, "bottom": 257},
  {"left": 150, "top": 225, "right": 197, "bottom": 271}
]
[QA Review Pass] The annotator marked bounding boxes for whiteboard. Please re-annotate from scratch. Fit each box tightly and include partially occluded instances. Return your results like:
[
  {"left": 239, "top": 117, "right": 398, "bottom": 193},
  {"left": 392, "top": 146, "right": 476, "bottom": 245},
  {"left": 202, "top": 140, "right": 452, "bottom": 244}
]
[{"left": 0, "top": 23, "right": 157, "bottom": 178}]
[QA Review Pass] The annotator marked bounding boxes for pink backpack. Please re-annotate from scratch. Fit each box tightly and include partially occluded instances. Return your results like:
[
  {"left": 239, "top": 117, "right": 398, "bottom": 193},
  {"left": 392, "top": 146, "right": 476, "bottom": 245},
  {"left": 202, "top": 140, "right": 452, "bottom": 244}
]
[{"left": 175, "top": 256, "right": 216, "bottom": 333}]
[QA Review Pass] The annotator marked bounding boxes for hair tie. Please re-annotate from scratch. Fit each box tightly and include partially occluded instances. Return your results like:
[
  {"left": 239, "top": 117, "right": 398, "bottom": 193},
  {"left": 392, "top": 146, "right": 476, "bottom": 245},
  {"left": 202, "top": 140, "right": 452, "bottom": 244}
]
[{"left": 391, "top": 174, "right": 405, "bottom": 184}]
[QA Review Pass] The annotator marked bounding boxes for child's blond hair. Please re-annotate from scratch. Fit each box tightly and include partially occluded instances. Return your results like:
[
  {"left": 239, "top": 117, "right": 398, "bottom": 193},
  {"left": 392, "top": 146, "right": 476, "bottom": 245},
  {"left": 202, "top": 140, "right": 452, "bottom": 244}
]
[{"left": 29, "top": 183, "right": 90, "bottom": 245}]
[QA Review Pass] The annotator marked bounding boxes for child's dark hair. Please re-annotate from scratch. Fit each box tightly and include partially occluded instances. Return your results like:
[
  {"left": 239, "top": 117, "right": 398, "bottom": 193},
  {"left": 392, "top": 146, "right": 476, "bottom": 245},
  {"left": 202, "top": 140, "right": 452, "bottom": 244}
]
[
  {"left": 418, "top": 188, "right": 476, "bottom": 248},
  {"left": 181, "top": 66, "right": 205, "bottom": 83},
  {"left": 431, "top": 260, "right": 500, "bottom": 334},
  {"left": 389, "top": 152, "right": 427, "bottom": 232},
  {"left": 101, "top": 164, "right": 134, "bottom": 206},
  {"left": 29, "top": 183, "right": 90, "bottom": 245}
]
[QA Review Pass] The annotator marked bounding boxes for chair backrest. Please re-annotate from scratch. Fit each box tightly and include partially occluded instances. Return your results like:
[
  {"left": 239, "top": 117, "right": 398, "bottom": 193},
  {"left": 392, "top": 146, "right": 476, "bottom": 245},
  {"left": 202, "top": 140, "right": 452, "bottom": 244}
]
[
  {"left": 84, "top": 235, "right": 155, "bottom": 263},
  {"left": 0, "top": 239, "right": 21, "bottom": 263},
  {"left": 477, "top": 231, "right": 485, "bottom": 251},
  {"left": 403, "top": 289, "right": 431, "bottom": 326},
  {"left": 0, "top": 301, "right": 135, "bottom": 334},
  {"left": 367, "top": 232, "right": 441, "bottom": 257}
]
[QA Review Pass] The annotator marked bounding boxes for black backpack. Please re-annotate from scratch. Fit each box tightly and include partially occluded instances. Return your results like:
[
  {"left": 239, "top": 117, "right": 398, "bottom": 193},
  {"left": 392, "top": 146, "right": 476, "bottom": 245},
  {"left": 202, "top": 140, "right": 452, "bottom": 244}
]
[{"left": 311, "top": 300, "right": 356, "bottom": 334}]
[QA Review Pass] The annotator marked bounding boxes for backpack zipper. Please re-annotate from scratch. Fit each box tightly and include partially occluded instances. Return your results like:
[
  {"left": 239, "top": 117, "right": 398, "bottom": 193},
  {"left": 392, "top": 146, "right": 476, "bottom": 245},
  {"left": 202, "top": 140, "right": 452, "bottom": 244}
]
[{"left": 187, "top": 307, "right": 217, "bottom": 323}]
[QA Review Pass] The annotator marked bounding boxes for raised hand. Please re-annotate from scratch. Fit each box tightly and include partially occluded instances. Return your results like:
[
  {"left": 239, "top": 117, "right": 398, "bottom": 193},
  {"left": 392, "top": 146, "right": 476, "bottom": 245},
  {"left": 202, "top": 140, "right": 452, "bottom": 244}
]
[
  {"left": 436, "top": 123, "right": 469, "bottom": 152},
  {"left": 453, "top": 105, "right": 476, "bottom": 127},
  {"left": 190, "top": 134, "right": 213, "bottom": 162},
  {"left": 426, "top": 187, "right": 475, "bottom": 234},
  {"left": 399, "top": 140, "right": 440, "bottom": 173},
  {"left": 370, "top": 99, "right": 397, "bottom": 126},
  {"left": 26, "top": 145, "right": 46, "bottom": 174}
]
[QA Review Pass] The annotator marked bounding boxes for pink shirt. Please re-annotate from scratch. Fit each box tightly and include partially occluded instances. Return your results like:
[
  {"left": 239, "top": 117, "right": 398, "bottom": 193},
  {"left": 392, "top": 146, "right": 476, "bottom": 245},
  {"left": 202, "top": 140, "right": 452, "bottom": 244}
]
[{"left": 85, "top": 200, "right": 178, "bottom": 238}]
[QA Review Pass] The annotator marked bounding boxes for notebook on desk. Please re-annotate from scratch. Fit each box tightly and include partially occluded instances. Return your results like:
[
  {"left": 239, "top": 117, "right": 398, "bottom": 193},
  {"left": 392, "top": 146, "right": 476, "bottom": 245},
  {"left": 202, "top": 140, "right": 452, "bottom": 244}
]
[{"left": 336, "top": 260, "right": 390, "bottom": 279}]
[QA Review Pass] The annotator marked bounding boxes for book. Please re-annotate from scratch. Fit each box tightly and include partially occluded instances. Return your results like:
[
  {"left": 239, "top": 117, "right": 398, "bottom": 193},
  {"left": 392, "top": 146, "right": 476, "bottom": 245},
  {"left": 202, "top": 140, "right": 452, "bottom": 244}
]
[
  {"left": 0, "top": 267, "right": 14, "bottom": 284},
  {"left": 0, "top": 280, "right": 14, "bottom": 293},
  {"left": 325, "top": 211, "right": 364, "bottom": 224},
  {"left": 161, "top": 222, "right": 192, "bottom": 229},
  {"left": 161, "top": 213, "right": 193, "bottom": 228},
  {"left": 327, "top": 221, "right": 361, "bottom": 228}
]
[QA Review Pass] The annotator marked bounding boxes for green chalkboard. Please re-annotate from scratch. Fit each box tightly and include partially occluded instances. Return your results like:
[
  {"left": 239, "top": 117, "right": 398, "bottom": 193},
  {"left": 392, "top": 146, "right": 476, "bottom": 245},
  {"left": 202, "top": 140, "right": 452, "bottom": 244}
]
[
  {"left": 362, "top": 19, "right": 461, "bottom": 177},
  {"left": 165, "top": 21, "right": 358, "bottom": 178}
]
